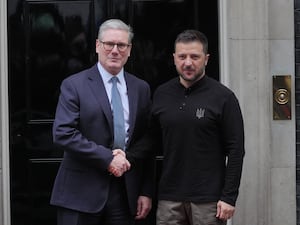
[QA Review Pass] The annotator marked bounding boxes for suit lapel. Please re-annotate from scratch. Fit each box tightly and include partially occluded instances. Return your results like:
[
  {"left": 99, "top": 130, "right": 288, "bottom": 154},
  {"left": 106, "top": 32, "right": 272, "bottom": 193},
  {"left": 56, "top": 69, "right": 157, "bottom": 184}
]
[
  {"left": 85, "top": 68, "right": 139, "bottom": 147},
  {"left": 125, "top": 73, "right": 137, "bottom": 144},
  {"left": 87, "top": 65, "right": 114, "bottom": 135}
]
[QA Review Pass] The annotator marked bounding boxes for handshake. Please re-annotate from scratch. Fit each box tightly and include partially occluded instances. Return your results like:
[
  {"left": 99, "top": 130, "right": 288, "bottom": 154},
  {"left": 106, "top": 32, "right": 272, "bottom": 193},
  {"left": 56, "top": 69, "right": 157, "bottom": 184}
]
[{"left": 108, "top": 149, "right": 131, "bottom": 177}]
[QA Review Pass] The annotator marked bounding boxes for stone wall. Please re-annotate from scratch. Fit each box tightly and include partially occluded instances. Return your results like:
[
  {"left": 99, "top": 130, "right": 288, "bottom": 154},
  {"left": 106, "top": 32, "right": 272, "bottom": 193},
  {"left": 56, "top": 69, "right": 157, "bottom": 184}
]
[{"left": 220, "top": 0, "right": 296, "bottom": 224}]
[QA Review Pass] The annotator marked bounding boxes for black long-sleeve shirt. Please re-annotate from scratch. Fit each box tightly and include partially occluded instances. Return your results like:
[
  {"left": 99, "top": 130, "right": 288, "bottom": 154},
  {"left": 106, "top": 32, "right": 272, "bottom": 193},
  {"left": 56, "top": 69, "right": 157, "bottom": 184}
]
[{"left": 152, "top": 75, "right": 245, "bottom": 206}]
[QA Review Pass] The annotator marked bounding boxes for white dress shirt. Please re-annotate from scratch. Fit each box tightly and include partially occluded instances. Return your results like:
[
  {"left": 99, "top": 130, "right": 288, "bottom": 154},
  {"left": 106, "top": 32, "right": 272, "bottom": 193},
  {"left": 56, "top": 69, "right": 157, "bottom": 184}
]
[{"left": 97, "top": 62, "right": 130, "bottom": 146}]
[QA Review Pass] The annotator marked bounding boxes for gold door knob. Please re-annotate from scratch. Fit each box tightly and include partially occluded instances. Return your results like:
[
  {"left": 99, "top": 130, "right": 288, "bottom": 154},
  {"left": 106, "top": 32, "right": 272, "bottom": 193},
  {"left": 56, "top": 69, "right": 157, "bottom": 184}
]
[{"left": 274, "top": 88, "right": 289, "bottom": 105}]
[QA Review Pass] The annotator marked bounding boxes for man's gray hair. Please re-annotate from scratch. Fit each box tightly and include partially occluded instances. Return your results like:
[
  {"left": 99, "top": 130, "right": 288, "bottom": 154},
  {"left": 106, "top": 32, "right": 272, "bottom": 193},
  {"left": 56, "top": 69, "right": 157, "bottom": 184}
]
[{"left": 98, "top": 19, "right": 134, "bottom": 43}]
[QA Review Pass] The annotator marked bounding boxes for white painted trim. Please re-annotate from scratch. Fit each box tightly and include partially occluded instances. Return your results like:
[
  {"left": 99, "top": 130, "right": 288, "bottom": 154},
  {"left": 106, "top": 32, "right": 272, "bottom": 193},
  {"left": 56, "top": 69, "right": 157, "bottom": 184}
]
[
  {"left": 0, "top": 0, "right": 11, "bottom": 224},
  {"left": 219, "top": 0, "right": 230, "bottom": 87},
  {"left": 219, "top": 1, "right": 232, "bottom": 225}
]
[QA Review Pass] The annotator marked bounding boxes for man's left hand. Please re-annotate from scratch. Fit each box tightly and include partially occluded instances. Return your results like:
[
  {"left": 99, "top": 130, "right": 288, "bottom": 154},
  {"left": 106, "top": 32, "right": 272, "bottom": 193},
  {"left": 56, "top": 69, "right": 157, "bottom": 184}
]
[
  {"left": 135, "top": 196, "right": 152, "bottom": 219},
  {"left": 216, "top": 200, "right": 235, "bottom": 221}
]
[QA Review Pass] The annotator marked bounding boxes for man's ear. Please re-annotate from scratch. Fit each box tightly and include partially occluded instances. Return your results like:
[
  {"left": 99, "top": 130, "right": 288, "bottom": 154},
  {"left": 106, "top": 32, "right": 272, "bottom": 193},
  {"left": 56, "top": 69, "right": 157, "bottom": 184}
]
[{"left": 205, "top": 54, "right": 210, "bottom": 66}]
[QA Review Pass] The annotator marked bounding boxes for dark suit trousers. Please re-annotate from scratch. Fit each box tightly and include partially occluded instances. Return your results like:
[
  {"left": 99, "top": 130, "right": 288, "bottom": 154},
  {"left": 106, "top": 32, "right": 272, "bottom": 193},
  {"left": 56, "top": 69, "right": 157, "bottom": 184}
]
[{"left": 57, "top": 177, "right": 134, "bottom": 225}]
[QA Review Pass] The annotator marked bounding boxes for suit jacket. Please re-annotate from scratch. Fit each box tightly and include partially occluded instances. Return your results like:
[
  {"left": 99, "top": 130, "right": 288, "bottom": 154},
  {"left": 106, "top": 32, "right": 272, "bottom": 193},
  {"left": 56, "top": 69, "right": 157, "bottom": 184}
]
[{"left": 50, "top": 64, "right": 155, "bottom": 215}]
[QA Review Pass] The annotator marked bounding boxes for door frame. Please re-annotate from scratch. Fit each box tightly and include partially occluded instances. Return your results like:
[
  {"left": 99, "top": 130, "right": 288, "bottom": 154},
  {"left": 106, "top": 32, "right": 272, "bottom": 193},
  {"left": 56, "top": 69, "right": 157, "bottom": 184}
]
[
  {"left": 1, "top": 0, "right": 11, "bottom": 224},
  {"left": 218, "top": 0, "right": 229, "bottom": 86}
]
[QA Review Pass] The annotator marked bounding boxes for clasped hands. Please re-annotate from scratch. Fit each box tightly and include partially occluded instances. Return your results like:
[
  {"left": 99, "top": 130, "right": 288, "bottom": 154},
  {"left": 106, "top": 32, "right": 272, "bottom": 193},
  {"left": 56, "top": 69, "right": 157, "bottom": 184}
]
[{"left": 108, "top": 149, "right": 131, "bottom": 177}]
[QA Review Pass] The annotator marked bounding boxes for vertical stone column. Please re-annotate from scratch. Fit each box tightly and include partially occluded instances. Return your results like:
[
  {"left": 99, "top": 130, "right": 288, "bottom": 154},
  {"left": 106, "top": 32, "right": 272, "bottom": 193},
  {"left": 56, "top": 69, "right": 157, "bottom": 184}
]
[
  {"left": 268, "top": 0, "right": 296, "bottom": 224},
  {"left": 219, "top": 0, "right": 296, "bottom": 224}
]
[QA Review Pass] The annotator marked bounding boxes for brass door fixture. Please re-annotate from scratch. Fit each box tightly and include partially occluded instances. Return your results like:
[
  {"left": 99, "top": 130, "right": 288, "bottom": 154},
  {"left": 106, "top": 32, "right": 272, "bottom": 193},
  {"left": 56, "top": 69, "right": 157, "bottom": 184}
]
[{"left": 273, "top": 75, "right": 291, "bottom": 120}]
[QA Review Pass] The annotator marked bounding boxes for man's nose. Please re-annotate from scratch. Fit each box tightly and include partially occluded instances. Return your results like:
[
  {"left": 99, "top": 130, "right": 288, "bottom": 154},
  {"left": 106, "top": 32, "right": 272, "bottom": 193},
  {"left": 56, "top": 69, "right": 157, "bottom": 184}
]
[
  {"left": 184, "top": 57, "right": 192, "bottom": 65},
  {"left": 111, "top": 44, "right": 119, "bottom": 52}
]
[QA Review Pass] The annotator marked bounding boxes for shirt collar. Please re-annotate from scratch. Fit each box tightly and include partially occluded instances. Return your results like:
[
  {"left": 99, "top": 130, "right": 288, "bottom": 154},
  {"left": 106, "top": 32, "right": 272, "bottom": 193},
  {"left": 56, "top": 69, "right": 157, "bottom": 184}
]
[
  {"left": 177, "top": 75, "right": 207, "bottom": 91},
  {"left": 97, "top": 62, "right": 125, "bottom": 85}
]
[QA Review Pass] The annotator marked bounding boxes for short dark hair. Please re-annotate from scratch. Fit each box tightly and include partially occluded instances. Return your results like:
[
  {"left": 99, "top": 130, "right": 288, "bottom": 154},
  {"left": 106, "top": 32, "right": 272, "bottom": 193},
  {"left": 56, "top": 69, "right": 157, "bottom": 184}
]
[{"left": 174, "top": 30, "right": 208, "bottom": 54}]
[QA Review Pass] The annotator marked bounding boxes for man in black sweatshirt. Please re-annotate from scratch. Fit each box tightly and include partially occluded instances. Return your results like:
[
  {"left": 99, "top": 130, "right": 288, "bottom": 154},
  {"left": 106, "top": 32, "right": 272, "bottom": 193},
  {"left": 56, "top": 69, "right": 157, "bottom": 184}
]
[{"left": 152, "top": 30, "right": 245, "bottom": 225}]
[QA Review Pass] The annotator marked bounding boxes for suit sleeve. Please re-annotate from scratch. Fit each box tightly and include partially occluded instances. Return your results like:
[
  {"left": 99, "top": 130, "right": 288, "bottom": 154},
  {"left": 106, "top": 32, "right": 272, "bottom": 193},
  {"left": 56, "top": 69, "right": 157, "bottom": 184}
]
[{"left": 53, "top": 77, "right": 113, "bottom": 171}]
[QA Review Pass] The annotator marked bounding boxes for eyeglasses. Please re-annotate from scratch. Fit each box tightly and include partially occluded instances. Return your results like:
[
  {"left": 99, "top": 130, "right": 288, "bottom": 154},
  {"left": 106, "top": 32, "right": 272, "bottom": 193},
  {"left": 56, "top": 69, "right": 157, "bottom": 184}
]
[{"left": 100, "top": 41, "right": 131, "bottom": 52}]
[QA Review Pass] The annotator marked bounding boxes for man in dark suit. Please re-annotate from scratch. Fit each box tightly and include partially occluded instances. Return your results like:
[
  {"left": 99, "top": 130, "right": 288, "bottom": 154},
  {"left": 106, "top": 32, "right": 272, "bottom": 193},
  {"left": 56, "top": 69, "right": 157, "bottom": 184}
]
[{"left": 50, "top": 19, "right": 154, "bottom": 225}]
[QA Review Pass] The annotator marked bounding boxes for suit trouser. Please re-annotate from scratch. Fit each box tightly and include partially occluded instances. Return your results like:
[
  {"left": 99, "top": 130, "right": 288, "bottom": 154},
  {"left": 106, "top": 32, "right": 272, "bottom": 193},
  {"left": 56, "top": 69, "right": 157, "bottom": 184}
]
[{"left": 56, "top": 177, "right": 134, "bottom": 225}]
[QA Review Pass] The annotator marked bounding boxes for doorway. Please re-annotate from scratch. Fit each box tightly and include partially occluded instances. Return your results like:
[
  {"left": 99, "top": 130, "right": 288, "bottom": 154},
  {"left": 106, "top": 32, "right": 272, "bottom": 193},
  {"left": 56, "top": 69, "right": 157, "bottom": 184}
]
[{"left": 7, "top": 0, "right": 219, "bottom": 224}]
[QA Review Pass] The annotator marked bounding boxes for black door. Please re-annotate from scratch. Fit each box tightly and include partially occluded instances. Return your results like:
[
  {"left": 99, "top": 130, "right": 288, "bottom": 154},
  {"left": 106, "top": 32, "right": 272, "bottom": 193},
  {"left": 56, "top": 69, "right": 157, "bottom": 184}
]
[{"left": 8, "top": 1, "right": 218, "bottom": 224}]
